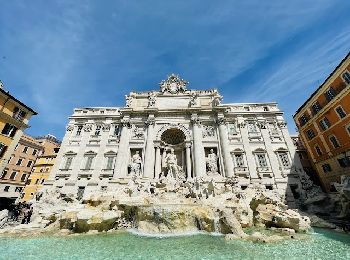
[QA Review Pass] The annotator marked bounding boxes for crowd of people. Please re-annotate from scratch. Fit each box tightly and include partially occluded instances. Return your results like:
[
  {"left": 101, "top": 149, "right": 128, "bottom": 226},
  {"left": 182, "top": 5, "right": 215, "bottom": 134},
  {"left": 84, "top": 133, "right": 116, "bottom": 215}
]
[{"left": 9, "top": 202, "right": 33, "bottom": 224}]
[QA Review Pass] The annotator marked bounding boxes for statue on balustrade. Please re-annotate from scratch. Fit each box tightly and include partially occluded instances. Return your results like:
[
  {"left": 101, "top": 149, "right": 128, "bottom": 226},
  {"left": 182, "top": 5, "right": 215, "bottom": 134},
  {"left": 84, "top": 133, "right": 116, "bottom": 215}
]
[{"left": 129, "top": 151, "right": 143, "bottom": 177}]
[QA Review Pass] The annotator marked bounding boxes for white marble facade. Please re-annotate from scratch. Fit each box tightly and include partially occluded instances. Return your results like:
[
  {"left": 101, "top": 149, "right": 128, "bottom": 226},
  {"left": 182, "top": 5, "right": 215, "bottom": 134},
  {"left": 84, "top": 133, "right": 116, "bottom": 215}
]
[{"left": 45, "top": 74, "right": 304, "bottom": 198}]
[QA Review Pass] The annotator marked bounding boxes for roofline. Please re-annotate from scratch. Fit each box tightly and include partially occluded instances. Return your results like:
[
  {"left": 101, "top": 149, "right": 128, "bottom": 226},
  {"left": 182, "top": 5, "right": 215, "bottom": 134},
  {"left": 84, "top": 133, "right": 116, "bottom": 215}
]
[
  {"left": 0, "top": 88, "right": 38, "bottom": 115},
  {"left": 293, "top": 51, "right": 350, "bottom": 117}
]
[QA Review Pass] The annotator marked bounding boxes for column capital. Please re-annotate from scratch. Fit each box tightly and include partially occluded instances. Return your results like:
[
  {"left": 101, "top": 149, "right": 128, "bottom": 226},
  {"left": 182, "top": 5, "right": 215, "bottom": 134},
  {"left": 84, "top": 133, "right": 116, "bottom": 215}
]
[
  {"left": 145, "top": 118, "right": 155, "bottom": 126},
  {"left": 216, "top": 117, "right": 227, "bottom": 126},
  {"left": 190, "top": 114, "right": 202, "bottom": 125},
  {"left": 121, "top": 118, "right": 131, "bottom": 127},
  {"left": 185, "top": 142, "right": 192, "bottom": 148}
]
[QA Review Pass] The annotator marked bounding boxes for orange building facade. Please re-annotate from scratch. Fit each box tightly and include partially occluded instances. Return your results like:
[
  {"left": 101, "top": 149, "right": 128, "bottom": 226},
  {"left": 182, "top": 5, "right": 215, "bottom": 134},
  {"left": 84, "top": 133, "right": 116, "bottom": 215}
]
[{"left": 294, "top": 52, "right": 350, "bottom": 192}]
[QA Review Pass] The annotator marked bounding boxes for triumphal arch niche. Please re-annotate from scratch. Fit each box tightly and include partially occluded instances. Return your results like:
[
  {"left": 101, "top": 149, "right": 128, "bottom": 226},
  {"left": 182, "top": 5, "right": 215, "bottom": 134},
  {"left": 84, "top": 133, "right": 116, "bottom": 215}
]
[{"left": 50, "top": 73, "right": 304, "bottom": 197}]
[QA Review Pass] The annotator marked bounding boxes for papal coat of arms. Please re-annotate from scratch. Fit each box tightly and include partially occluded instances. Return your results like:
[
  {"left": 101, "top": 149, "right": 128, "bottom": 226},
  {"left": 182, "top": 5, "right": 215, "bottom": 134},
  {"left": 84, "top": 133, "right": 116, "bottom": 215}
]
[{"left": 159, "top": 74, "right": 188, "bottom": 94}]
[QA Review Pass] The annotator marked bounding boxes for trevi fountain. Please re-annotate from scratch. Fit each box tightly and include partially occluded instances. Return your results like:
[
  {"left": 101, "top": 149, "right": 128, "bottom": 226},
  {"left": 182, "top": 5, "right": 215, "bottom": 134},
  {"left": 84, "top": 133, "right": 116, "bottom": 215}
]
[{"left": 0, "top": 75, "right": 349, "bottom": 259}]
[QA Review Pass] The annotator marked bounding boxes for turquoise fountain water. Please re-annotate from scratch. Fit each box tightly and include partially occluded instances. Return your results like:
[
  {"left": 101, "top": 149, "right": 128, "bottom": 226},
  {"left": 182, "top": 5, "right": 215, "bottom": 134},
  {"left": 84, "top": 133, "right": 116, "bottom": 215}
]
[{"left": 0, "top": 228, "right": 349, "bottom": 260}]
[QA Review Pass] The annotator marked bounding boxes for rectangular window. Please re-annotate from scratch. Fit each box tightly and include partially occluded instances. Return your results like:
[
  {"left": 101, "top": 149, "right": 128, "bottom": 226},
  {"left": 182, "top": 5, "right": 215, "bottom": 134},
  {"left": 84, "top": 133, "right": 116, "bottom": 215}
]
[
  {"left": 299, "top": 115, "right": 309, "bottom": 126},
  {"left": 113, "top": 125, "right": 120, "bottom": 136},
  {"left": 4, "top": 186, "right": 10, "bottom": 192},
  {"left": 319, "top": 117, "right": 331, "bottom": 131},
  {"left": 76, "top": 125, "right": 83, "bottom": 136},
  {"left": 94, "top": 125, "right": 101, "bottom": 136},
  {"left": 329, "top": 135, "right": 340, "bottom": 148},
  {"left": 247, "top": 122, "right": 258, "bottom": 133},
  {"left": 347, "top": 125, "right": 350, "bottom": 136},
  {"left": 13, "top": 107, "right": 26, "bottom": 121},
  {"left": 16, "top": 159, "right": 23, "bottom": 166},
  {"left": 342, "top": 71, "right": 350, "bottom": 84},
  {"left": 23, "top": 146, "right": 28, "bottom": 153},
  {"left": 106, "top": 156, "right": 115, "bottom": 170},
  {"left": 338, "top": 157, "right": 350, "bottom": 168},
  {"left": 32, "top": 149, "right": 37, "bottom": 156},
  {"left": 324, "top": 87, "right": 337, "bottom": 102},
  {"left": 63, "top": 157, "right": 73, "bottom": 170},
  {"left": 311, "top": 101, "right": 322, "bottom": 115},
  {"left": 335, "top": 106, "right": 346, "bottom": 119},
  {"left": 14, "top": 187, "right": 23, "bottom": 192},
  {"left": 315, "top": 145, "right": 323, "bottom": 156},
  {"left": 278, "top": 152, "right": 290, "bottom": 167},
  {"left": 234, "top": 154, "right": 244, "bottom": 167},
  {"left": 0, "top": 143, "right": 7, "bottom": 158},
  {"left": 256, "top": 154, "right": 268, "bottom": 167},
  {"left": 9, "top": 171, "right": 17, "bottom": 180},
  {"left": 84, "top": 157, "right": 94, "bottom": 170},
  {"left": 322, "top": 164, "right": 332, "bottom": 173},
  {"left": 1, "top": 170, "right": 7, "bottom": 179},
  {"left": 1, "top": 123, "right": 18, "bottom": 137},
  {"left": 306, "top": 129, "right": 316, "bottom": 140},
  {"left": 21, "top": 174, "right": 27, "bottom": 182}
]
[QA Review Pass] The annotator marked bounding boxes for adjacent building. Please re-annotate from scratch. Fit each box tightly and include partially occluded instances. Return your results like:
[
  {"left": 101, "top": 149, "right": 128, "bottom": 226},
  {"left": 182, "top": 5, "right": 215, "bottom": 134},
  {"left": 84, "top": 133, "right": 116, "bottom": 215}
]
[
  {"left": 45, "top": 74, "right": 305, "bottom": 204},
  {"left": 294, "top": 52, "right": 350, "bottom": 192},
  {"left": 22, "top": 135, "right": 60, "bottom": 201},
  {"left": 0, "top": 81, "right": 37, "bottom": 175},
  {"left": 0, "top": 134, "right": 43, "bottom": 206}
]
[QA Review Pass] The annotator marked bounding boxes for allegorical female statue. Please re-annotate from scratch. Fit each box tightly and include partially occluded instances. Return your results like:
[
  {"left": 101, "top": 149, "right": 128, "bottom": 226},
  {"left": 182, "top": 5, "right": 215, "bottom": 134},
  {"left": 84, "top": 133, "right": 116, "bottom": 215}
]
[
  {"left": 206, "top": 149, "right": 218, "bottom": 174},
  {"left": 130, "top": 151, "right": 142, "bottom": 176}
]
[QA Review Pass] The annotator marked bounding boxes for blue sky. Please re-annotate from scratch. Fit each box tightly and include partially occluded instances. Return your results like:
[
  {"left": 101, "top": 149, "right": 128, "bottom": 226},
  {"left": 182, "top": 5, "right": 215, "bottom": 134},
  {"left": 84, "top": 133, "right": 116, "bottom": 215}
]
[{"left": 0, "top": 1, "right": 349, "bottom": 140}]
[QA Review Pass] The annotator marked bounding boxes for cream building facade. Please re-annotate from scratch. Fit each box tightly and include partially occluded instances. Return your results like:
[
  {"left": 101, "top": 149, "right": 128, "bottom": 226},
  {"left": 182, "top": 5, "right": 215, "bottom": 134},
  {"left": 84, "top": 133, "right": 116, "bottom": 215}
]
[{"left": 45, "top": 75, "right": 304, "bottom": 202}]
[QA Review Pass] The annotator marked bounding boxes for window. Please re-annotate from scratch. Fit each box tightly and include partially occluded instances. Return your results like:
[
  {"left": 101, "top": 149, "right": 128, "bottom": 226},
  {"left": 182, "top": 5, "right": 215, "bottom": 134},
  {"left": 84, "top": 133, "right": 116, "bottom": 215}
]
[
  {"left": 247, "top": 122, "right": 258, "bottom": 133},
  {"left": 94, "top": 125, "right": 101, "bottom": 136},
  {"left": 1, "top": 123, "right": 18, "bottom": 137},
  {"left": 26, "top": 161, "right": 33, "bottom": 168},
  {"left": 35, "top": 179, "right": 39, "bottom": 184},
  {"left": 324, "top": 87, "right": 337, "bottom": 102},
  {"left": 319, "top": 117, "right": 331, "bottom": 131},
  {"left": 347, "top": 125, "right": 350, "bottom": 136},
  {"left": 113, "top": 125, "right": 120, "bottom": 136},
  {"left": 311, "top": 101, "right": 322, "bottom": 115},
  {"left": 16, "top": 158, "right": 23, "bottom": 166},
  {"left": 13, "top": 107, "right": 26, "bottom": 121},
  {"left": 106, "top": 156, "right": 115, "bottom": 170},
  {"left": 0, "top": 143, "right": 7, "bottom": 158},
  {"left": 21, "top": 173, "right": 27, "bottom": 182},
  {"left": 76, "top": 125, "right": 83, "bottom": 136},
  {"left": 14, "top": 187, "right": 23, "bottom": 192},
  {"left": 338, "top": 157, "right": 350, "bottom": 168},
  {"left": 32, "top": 149, "right": 37, "bottom": 156},
  {"left": 234, "top": 154, "right": 245, "bottom": 167},
  {"left": 322, "top": 164, "right": 332, "bottom": 173},
  {"left": 9, "top": 171, "right": 17, "bottom": 180},
  {"left": 278, "top": 152, "right": 290, "bottom": 167},
  {"left": 23, "top": 146, "right": 28, "bottom": 153},
  {"left": 63, "top": 156, "right": 73, "bottom": 170},
  {"left": 315, "top": 145, "right": 323, "bottom": 156},
  {"left": 4, "top": 186, "right": 10, "bottom": 192},
  {"left": 335, "top": 106, "right": 346, "bottom": 119},
  {"left": 329, "top": 135, "right": 340, "bottom": 148},
  {"left": 256, "top": 153, "right": 268, "bottom": 167},
  {"left": 306, "top": 129, "right": 316, "bottom": 140},
  {"left": 84, "top": 157, "right": 94, "bottom": 170},
  {"left": 1, "top": 170, "right": 7, "bottom": 179},
  {"left": 342, "top": 71, "right": 350, "bottom": 84},
  {"left": 299, "top": 115, "right": 309, "bottom": 126}
]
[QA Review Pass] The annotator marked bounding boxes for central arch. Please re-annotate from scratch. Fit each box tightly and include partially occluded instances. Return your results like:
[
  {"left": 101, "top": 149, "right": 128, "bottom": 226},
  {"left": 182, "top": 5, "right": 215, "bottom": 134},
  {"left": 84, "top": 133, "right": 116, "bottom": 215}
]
[{"left": 161, "top": 128, "right": 186, "bottom": 145}]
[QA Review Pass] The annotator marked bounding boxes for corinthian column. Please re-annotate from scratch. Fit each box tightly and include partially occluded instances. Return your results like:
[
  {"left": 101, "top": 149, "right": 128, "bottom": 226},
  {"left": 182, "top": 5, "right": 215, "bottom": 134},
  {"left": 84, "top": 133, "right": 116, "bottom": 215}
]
[
  {"left": 217, "top": 116, "right": 234, "bottom": 177},
  {"left": 185, "top": 142, "right": 192, "bottom": 178},
  {"left": 114, "top": 117, "right": 130, "bottom": 178},
  {"left": 191, "top": 114, "right": 206, "bottom": 177},
  {"left": 154, "top": 143, "right": 161, "bottom": 179},
  {"left": 143, "top": 116, "right": 155, "bottom": 178}
]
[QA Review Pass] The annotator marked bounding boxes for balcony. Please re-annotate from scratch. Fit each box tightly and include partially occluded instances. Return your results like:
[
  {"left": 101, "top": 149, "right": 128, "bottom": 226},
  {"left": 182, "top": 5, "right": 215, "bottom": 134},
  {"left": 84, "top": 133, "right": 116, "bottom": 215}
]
[
  {"left": 99, "top": 170, "right": 114, "bottom": 179},
  {"left": 55, "top": 172, "right": 70, "bottom": 180},
  {"left": 234, "top": 167, "right": 249, "bottom": 178},
  {"left": 256, "top": 167, "right": 272, "bottom": 178}
]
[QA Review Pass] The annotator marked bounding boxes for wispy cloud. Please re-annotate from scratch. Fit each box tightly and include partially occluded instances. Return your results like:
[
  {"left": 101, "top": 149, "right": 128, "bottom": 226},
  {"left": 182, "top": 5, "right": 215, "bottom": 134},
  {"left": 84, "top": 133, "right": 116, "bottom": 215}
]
[{"left": 0, "top": 0, "right": 349, "bottom": 138}]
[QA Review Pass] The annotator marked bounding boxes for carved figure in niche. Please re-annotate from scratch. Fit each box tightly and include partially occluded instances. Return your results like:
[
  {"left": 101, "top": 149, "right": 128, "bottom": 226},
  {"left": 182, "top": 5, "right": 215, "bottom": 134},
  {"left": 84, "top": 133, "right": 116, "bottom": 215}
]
[
  {"left": 165, "top": 149, "right": 180, "bottom": 178},
  {"left": 125, "top": 95, "right": 132, "bottom": 107},
  {"left": 129, "top": 151, "right": 143, "bottom": 177},
  {"left": 206, "top": 149, "right": 218, "bottom": 174},
  {"left": 148, "top": 92, "right": 156, "bottom": 107}
]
